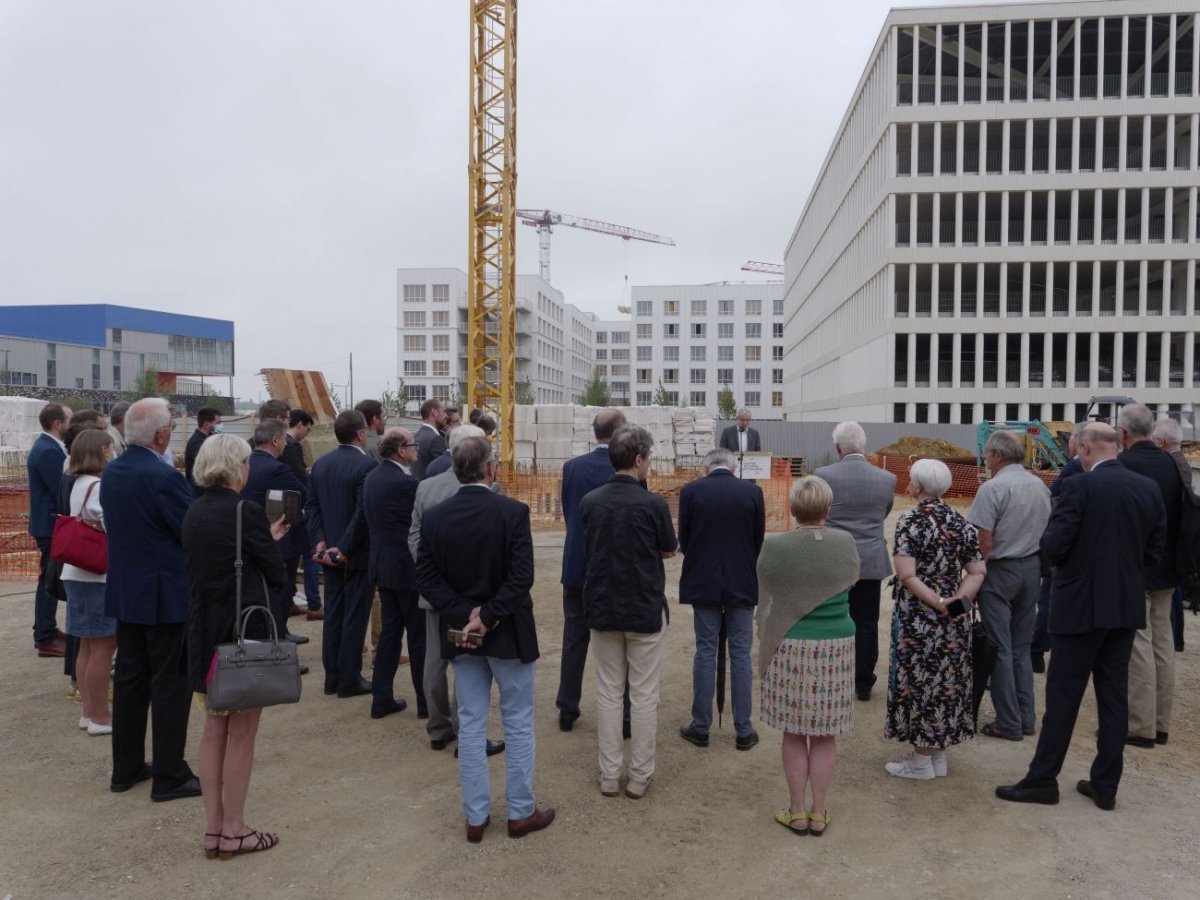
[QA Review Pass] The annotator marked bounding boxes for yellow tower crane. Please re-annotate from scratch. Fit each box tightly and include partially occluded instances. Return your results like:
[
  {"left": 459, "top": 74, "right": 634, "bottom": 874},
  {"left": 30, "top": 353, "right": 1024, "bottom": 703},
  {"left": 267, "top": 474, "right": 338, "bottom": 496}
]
[{"left": 468, "top": 0, "right": 517, "bottom": 462}]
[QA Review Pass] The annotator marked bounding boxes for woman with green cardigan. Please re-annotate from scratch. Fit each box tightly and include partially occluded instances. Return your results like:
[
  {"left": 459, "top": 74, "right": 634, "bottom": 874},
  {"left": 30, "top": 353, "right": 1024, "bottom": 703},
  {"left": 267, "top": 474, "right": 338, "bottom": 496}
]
[{"left": 757, "top": 476, "right": 860, "bottom": 836}]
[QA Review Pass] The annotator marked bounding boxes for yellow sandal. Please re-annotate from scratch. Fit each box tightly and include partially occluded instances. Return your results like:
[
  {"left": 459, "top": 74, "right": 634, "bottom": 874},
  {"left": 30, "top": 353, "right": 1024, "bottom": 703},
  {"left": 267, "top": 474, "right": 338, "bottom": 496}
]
[
  {"left": 807, "top": 810, "right": 831, "bottom": 836},
  {"left": 774, "top": 809, "right": 808, "bottom": 835}
]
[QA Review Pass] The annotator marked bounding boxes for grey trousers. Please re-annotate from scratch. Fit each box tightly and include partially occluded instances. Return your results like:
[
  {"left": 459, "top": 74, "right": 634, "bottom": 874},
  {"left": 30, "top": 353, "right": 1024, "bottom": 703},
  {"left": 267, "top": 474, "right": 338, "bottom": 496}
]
[
  {"left": 423, "top": 608, "right": 459, "bottom": 742},
  {"left": 978, "top": 555, "right": 1041, "bottom": 736}
]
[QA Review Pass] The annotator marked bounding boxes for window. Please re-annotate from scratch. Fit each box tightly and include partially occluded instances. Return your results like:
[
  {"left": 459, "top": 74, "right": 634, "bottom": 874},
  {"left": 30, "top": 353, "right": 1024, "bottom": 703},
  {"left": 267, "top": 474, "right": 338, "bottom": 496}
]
[
  {"left": 404, "top": 360, "right": 426, "bottom": 377},
  {"left": 718, "top": 323, "right": 734, "bottom": 339},
  {"left": 772, "top": 346, "right": 784, "bottom": 361},
  {"left": 664, "top": 300, "right": 679, "bottom": 316},
  {"left": 718, "top": 300, "right": 734, "bottom": 316},
  {"left": 611, "top": 349, "right": 630, "bottom": 360},
  {"left": 717, "top": 368, "right": 734, "bottom": 384},
  {"left": 691, "top": 300, "right": 707, "bottom": 316},
  {"left": 432, "top": 384, "right": 450, "bottom": 401},
  {"left": 611, "top": 364, "right": 630, "bottom": 377},
  {"left": 636, "top": 391, "right": 653, "bottom": 405},
  {"left": 744, "top": 346, "right": 761, "bottom": 361},
  {"left": 635, "top": 301, "right": 653, "bottom": 316},
  {"left": 111, "top": 328, "right": 122, "bottom": 346},
  {"left": 773, "top": 298, "right": 784, "bottom": 316},
  {"left": 690, "top": 391, "right": 706, "bottom": 407},
  {"left": 691, "top": 322, "right": 707, "bottom": 338},
  {"left": 46, "top": 360, "right": 56, "bottom": 388},
  {"left": 666, "top": 391, "right": 679, "bottom": 405},
  {"left": 637, "top": 345, "right": 653, "bottom": 361},
  {"left": 595, "top": 349, "right": 608, "bottom": 360},
  {"left": 596, "top": 331, "right": 608, "bottom": 344},
  {"left": 690, "top": 368, "right": 706, "bottom": 384},
  {"left": 664, "top": 323, "right": 679, "bottom": 339},
  {"left": 432, "top": 360, "right": 450, "bottom": 377},
  {"left": 771, "top": 391, "right": 783, "bottom": 407},
  {"left": 744, "top": 391, "right": 760, "bottom": 407},
  {"left": 404, "top": 334, "right": 426, "bottom": 352},
  {"left": 432, "top": 284, "right": 450, "bottom": 302},
  {"left": 744, "top": 368, "right": 761, "bottom": 384},
  {"left": 636, "top": 324, "right": 653, "bottom": 340},
  {"left": 432, "top": 334, "right": 450, "bottom": 352},
  {"left": 637, "top": 368, "right": 653, "bottom": 383},
  {"left": 663, "top": 346, "right": 679, "bottom": 362},
  {"left": 91, "top": 350, "right": 101, "bottom": 389},
  {"left": 611, "top": 331, "right": 629, "bottom": 344},
  {"left": 718, "top": 346, "right": 734, "bottom": 361},
  {"left": 409, "top": 385, "right": 426, "bottom": 404},
  {"left": 403, "top": 311, "right": 426, "bottom": 328},
  {"left": 690, "top": 345, "right": 707, "bottom": 361},
  {"left": 746, "top": 299, "right": 762, "bottom": 316},
  {"left": 745, "top": 323, "right": 762, "bottom": 339},
  {"left": 595, "top": 364, "right": 608, "bottom": 376},
  {"left": 404, "top": 284, "right": 426, "bottom": 303},
  {"left": 772, "top": 323, "right": 783, "bottom": 338},
  {"left": 663, "top": 369, "right": 678, "bottom": 384},
  {"left": 432, "top": 311, "right": 450, "bottom": 327},
  {"left": 772, "top": 368, "right": 783, "bottom": 384}
]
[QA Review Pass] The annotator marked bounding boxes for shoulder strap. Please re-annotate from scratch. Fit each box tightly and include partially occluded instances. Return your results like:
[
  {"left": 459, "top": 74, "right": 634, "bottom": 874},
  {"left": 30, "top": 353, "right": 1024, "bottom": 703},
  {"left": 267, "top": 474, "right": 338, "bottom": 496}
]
[
  {"left": 234, "top": 500, "right": 244, "bottom": 641},
  {"left": 76, "top": 479, "right": 103, "bottom": 530}
]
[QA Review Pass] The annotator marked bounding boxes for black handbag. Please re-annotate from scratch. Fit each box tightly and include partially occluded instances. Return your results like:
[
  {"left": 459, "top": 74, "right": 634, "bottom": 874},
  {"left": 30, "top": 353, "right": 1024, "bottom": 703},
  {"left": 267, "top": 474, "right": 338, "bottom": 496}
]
[
  {"left": 970, "top": 607, "right": 1000, "bottom": 724},
  {"left": 205, "top": 501, "right": 302, "bottom": 712}
]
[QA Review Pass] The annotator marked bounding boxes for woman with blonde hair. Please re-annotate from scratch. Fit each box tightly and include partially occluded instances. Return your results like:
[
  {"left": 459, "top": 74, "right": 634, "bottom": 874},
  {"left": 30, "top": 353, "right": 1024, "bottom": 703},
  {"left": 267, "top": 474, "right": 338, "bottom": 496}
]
[
  {"left": 182, "top": 433, "right": 289, "bottom": 860},
  {"left": 757, "top": 475, "right": 860, "bottom": 835}
]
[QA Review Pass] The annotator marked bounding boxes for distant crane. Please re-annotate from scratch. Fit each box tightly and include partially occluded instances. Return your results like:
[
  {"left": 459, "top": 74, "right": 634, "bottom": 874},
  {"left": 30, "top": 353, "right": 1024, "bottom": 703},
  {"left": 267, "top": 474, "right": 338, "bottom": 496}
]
[
  {"left": 515, "top": 209, "right": 675, "bottom": 285},
  {"left": 741, "top": 260, "right": 785, "bottom": 275}
]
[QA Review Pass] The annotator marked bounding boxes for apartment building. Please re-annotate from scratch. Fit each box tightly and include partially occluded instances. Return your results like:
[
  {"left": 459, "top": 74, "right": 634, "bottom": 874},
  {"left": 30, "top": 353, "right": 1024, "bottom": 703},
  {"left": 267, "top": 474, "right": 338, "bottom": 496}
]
[{"left": 784, "top": 1, "right": 1200, "bottom": 426}]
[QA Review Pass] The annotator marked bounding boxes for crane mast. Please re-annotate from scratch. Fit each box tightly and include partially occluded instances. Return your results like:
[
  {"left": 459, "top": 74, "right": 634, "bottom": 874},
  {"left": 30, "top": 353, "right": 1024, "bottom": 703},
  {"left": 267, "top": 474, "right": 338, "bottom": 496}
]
[{"left": 468, "top": 0, "right": 517, "bottom": 463}]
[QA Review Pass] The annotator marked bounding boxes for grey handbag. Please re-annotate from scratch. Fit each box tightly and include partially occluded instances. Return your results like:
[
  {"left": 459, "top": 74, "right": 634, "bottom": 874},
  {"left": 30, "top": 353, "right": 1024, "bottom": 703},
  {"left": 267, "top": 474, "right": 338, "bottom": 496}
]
[{"left": 206, "top": 501, "right": 302, "bottom": 712}]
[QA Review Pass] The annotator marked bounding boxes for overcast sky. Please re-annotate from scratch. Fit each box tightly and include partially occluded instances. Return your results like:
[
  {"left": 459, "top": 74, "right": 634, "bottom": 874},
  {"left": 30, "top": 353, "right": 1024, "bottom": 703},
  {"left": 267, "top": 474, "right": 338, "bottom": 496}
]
[{"left": 0, "top": 0, "right": 948, "bottom": 403}]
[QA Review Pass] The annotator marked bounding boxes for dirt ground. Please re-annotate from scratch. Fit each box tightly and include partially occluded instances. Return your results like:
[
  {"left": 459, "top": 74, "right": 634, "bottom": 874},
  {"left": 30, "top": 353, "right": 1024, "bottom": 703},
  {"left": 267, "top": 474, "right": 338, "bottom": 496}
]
[{"left": 2, "top": 507, "right": 1199, "bottom": 900}]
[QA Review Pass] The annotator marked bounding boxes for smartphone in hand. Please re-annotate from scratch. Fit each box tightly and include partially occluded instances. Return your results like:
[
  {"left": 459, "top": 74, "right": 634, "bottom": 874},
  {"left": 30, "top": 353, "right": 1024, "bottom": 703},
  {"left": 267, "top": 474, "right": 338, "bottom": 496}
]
[
  {"left": 945, "top": 596, "right": 969, "bottom": 617},
  {"left": 447, "top": 628, "right": 484, "bottom": 648}
]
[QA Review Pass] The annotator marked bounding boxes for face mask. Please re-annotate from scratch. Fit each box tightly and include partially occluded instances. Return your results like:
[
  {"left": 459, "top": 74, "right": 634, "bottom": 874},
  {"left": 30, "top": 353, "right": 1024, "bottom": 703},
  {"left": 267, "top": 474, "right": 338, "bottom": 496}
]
[{"left": 212, "top": 423, "right": 225, "bottom": 433}]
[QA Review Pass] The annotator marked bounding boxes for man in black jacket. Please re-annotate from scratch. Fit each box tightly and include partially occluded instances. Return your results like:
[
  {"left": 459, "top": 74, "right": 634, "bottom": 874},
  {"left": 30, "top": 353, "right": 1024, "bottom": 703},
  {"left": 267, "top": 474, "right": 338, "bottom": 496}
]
[
  {"left": 417, "top": 436, "right": 554, "bottom": 843},
  {"left": 284, "top": 409, "right": 323, "bottom": 619},
  {"left": 1117, "top": 403, "right": 1182, "bottom": 748},
  {"left": 184, "top": 406, "right": 222, "bottom": 492},
  {"left": 997, "top": 423, "right": 1165, "bottom": 810}
]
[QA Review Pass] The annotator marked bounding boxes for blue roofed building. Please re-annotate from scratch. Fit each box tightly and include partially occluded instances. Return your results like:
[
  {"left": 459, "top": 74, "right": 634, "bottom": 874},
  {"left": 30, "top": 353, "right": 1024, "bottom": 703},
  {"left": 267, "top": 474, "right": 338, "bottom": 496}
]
[{"left": 0, "top": 304, "right": 234, "bottom": 395}]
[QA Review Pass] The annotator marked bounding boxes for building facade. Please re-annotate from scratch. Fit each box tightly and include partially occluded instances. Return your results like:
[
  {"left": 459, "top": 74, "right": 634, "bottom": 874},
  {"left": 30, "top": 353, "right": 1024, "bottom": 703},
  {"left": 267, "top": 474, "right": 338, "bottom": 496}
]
[
  {"left": 784, "top": 0, "right": 1200, "bottom": 426},
  {"left": 0, "top": 304, "right": 234, "bottom": 394}
]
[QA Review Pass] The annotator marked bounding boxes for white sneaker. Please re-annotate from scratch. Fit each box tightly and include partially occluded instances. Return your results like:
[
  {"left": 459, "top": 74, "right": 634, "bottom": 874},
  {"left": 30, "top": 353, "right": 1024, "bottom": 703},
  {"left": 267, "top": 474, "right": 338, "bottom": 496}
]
[
  {"left": 78, "top": 716, "right": 91, "bottom": 730},
  {"left": 885, "top": 752, "right": 936, "bottom": 780},
  {"left": 932, "top": 750, "right": 948, "bottom": 777},
  {"left": 294, "top": 592, "right": 307, "bottom": 606},
  {"left": 87, "top": 720, "right": 113, "bottom": 736}
]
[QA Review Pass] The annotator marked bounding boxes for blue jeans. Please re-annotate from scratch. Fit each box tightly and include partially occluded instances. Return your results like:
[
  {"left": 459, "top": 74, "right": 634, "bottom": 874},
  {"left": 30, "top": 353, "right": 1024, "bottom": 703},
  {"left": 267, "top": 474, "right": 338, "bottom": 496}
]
[
  {"left": 689, "top": 605, "right": 754, "bottom": 738},
  {"left": 303, "top": 557, "right": 322, "bottom": 610},
  {"left": 451, "top": 654, "right": 536, "bottom": 826}
]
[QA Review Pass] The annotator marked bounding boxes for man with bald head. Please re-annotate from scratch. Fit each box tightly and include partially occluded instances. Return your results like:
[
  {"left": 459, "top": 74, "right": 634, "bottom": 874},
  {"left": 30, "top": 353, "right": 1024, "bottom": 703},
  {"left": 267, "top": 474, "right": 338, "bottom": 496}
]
[
  {"left": 997, "top": 423, "right": 1166, "bottom": 811},
  {"left": 362, "top": 427, "right": 423, "bottom": 719}
]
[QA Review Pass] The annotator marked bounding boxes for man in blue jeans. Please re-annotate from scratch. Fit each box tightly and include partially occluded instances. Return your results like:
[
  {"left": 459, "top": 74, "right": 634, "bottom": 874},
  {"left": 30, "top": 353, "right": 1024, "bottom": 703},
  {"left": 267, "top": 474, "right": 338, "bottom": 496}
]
[{"left": 677, "top": 448, "right": 765, "bottom": 750}]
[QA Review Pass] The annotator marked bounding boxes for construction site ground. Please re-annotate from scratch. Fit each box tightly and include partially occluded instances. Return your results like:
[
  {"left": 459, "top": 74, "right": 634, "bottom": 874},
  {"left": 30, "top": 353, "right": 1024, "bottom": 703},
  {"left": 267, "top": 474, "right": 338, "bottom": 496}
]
[{"left": 1, "top": 499, "right": 1198, "bottom": 899}]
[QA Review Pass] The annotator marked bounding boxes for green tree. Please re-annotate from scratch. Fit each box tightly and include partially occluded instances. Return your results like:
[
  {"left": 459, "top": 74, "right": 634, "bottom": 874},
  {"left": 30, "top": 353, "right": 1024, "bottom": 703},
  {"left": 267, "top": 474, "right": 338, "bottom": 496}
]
[
  {"left": 447, "top": 380, "right": 467, "bottom": 411},
  {"left": 381, "top": 382, "right": 410, "bottom": 417},
  {"left": 125, "top": 367, "right": 167, "bottom": 401},
  {"left": 653, "top": 379, "right": 671, "bottom": 407},
  {"left": 515, "top": 379, "right": 536, "bottom": 405},
  {"left": 576, "top": 368, "right": 611, "bottom": 407},
  {"left": 717, "top": 386, "right": 737, "bottom": 419},
  {"left": 49, "top": 394, "right": 94, "bottom": 413}
]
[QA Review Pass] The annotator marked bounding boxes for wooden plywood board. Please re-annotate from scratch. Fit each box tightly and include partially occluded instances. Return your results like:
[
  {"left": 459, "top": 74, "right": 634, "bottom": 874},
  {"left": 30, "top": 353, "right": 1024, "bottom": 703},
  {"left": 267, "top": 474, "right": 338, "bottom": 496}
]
[{"left": 259, "top": 369, "right": 338, "bottom": 423}]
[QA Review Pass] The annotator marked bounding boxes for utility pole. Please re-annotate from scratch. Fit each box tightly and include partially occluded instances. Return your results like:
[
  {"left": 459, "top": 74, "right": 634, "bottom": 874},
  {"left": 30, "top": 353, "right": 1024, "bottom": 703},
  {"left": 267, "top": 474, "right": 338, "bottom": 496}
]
[{"left": 349, "top": 352, "right": 354, "bottom": 407}]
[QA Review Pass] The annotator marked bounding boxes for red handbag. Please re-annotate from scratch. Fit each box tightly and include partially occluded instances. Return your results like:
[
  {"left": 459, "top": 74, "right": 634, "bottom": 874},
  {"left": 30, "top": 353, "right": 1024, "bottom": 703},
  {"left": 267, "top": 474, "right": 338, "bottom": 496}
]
[{"left": 50, "top": 481, "right": 108, "bottom": 575}]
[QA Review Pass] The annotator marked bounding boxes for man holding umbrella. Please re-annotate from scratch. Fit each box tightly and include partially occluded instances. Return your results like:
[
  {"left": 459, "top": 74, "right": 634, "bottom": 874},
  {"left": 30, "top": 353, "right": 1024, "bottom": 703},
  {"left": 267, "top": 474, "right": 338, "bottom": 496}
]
[{"left": 677, "top": 448, "right": 765, "bottom": 750}]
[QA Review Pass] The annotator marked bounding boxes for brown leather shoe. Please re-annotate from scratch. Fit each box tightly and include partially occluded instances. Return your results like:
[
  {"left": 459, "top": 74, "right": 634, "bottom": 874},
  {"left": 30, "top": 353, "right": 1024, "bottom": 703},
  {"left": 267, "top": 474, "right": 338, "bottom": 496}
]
[
  {"left": 466, "top": 815, "right": 490, "bottom": 843},
  {"left": 507, "top": 807, "right": 555, "bottom": 839},
  {"left": 287, "top": 605, "right": 305, "bottom": 618},
  {"left": 36, "top": 638, "right": 66, "bottom": 658},
  {"left": 305, "top": 609, "right": 325, "bottom": 621}
]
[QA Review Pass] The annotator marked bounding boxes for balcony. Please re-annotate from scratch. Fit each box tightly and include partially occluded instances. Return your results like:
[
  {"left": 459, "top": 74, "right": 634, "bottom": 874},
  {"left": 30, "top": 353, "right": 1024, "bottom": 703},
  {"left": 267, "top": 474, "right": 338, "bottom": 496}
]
[
  {"left": 1176, "top": 72, "right": 1194, "bottom": 96},
  {"left": 1055, "top": 75, "right": 1074, "bottom": 100}
]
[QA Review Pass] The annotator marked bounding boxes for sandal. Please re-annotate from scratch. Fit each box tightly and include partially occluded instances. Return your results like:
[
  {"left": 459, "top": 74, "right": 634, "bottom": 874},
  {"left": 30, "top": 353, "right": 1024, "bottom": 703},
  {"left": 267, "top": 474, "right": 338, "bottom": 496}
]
[
  {"left": 807, "top": 810, "right": 831, "bottom": 836},
  {"left": 218, "top": 829, "right": 279, "bottom": 861},
  {"left": 203, "top": 833, "right": 221, "bottom": 860},
  {"left": 774, "top": 809, "right": 808, "bottom": 835}
]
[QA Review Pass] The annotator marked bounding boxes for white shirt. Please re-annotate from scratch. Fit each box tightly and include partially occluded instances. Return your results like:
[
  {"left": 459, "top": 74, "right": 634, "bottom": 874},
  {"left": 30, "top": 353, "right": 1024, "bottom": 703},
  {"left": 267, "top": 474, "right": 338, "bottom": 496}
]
[
  {"left": 387, "top": 459, "right": 413, "bottom": 476},
  {"left": 738, "top": 428, "right": 748, "bottom": 453}
]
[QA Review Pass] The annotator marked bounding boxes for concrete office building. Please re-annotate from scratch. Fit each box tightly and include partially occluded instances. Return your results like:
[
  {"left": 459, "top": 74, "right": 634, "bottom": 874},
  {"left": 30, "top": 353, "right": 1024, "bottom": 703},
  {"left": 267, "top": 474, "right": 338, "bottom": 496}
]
[
  {"left": 593, "top": 319, "right": 633, "bottom": 405},
  {"left": 783, "top": 1, "right": 1200, "bottom": 425},
  {"left": 396, "top": 267, "right": 596, "bottom": 409}
]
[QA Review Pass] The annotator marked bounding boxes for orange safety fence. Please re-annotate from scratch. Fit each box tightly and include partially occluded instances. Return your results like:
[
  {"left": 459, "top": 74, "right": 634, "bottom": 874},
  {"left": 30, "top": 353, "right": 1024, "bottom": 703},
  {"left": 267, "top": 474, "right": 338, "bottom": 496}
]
[
  {"left": 0, "top": 482, "right": 39, "bottom": 582},
  {"left": 868, "top": 454, "right": 1056, "bottom": 499}
]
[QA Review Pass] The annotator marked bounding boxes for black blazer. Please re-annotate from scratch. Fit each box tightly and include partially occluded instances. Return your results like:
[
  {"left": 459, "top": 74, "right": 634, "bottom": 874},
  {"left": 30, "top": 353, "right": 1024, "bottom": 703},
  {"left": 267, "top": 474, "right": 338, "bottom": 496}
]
[
  {"left": 719, "top": 425, "right": 761, "bottom": 453},
  {"left": 280, "top": 434, "right": 308, "bottom": 484},
  {"left": 241, "top": 449, "right": 306, "bottom": 559},
  {"left": 417, "top": 485, "right": 538, "bottom": 663},
  {"left": 678, "top": 469, "right": 765, "bottom": 607},
  {"left": 413, "top": 424, "right": 446, "bottom": 480},
  {"left": 362, "top": 461, "right": 419, "bottom": 591},
  {"left": 1118, "top": 441, "right": 1183, "bottom": 590},
  {"left": 304, "top": 444, "right": 376, "bottom": 570},
  {"left": 184, "top": 429, "right": 209, "bottom": 492},
  {"left": 182, "top": 489, "right": 288, "bottom": 693},
  {"left": 1040, "top": 460, "right": 1166, "bottom": 635}
]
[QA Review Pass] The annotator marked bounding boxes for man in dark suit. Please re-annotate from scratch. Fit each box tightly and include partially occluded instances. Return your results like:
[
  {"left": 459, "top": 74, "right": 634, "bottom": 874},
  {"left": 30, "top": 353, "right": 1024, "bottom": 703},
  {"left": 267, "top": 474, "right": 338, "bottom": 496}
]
[
  {"left": 304, "top": 409, "right": 377, "bottom": 697},
  {"left": 417, "top": 436, "right": 554, "bottom": 842},
  {"left": 240, "top": 420, "right": 309, "bottom": 656},
  {"left": 100, "top": 397, "right": 201, "bottom": 801},
  {"left": 718, "top": 408, "right": 762, "bottom": 454},
  {"left": 677, "top": 447, "right": 765, "bottom": 751},
  {"left": 184, "top": 406, "right": 222, "bottom": 492},
  {"left": 26, "top": 401, "right": 68, "bottom": 656},
  {"left": 362, "top": 427, "right": 424, "bottom": 719},
  {"left": 284, "top": 408, "right": 323, "bottom": 619},
  {"left": 354, "top": 398, "right": 387, "bottom": 460},
  {"left": 413, "top": 398, "right": 447, "bottom": 479},
  {"left": 556, "top": 408, "right": 625, "bottom": 731},
  {"left": 1151, "top": 418, "right": 1193, "bottom": 653},
  {"left": 997, "top": 423, "right": 1166, "bottom": 811},
  {"left": 1117, "top": 403, "right": 1183, "bottom": 748}
]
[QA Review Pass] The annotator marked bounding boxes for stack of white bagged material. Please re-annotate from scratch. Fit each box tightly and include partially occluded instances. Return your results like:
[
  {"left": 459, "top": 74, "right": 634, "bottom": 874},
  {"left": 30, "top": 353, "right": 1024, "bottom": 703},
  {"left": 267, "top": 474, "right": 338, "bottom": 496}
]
[
  {"left": 0, "top": 396, "right": 47, "bottom": 470},
  {"left": 533, "top": 405, "right": 574, "bottom": 470},
  {"left": 513, "top": 405, "right": 537, "bottom": 445},
  {"left": 672, "top": 407, "right": 716, "bottom": 458}
]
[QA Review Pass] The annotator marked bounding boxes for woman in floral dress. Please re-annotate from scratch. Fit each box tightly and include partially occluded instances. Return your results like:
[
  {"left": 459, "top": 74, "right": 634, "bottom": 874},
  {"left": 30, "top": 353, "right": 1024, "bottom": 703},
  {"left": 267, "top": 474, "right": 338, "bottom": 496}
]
[{"left": 885, "top": 459, "right": 987, "bottom": 780}]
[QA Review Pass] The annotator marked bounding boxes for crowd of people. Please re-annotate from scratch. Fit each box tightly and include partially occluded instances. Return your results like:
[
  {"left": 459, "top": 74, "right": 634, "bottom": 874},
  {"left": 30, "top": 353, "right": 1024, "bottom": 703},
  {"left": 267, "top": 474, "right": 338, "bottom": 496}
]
[{"left": 21, "top": 396, "right": 1191, "bottom": 853}]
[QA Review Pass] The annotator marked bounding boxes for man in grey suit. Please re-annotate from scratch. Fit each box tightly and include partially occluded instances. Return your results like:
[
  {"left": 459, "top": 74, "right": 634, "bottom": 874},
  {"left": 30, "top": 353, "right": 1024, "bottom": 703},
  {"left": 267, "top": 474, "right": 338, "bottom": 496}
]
[
  {"left": 408, "top": 424, "right": 503, "bottom": 758},
  {"left": 814, "top": 421, "right": 896, "bottom": 701},
  {"left": 718, "top": 409, "right": 762, "bottom": 454}
]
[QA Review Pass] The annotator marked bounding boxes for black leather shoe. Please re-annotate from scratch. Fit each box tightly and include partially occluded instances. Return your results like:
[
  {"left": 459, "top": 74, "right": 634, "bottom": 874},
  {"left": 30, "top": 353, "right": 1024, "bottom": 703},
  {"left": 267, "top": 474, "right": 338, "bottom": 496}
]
[
  {"left": 455, "top": 740, "right": 505, "bottom": 758},
  {"left": 417, "top": 708, "right": 429, "bottom": 720},
  {"left": 1076, "top": 779, "right": 1116, "bottom": 811},
  {"left": 1155, "top": 731, "right": 1168, "bottom": 746},
  {"left": 299, "top": 665, "right": 310, "bottom": 676},
  {"left": 151, "top": 776, "right": 202, "bottom": 803},
  {"left": 430, "top": 734, "right": 458, "bottom": 751},
  {"left": 110, "top": 763, "right": 153, "bottom": 793},
  {"left": 558, "top": 712, "right": 578, "bottom": 732},
  {"left": 324, "top": 685, "right": 337, "bottom": 695},
  {"left": 282, "top": 632, "right": 310, "bottom": 645},
  {"left": 856, "top": 691, "right": 872, "bottom": 702},
  {"left": 1125, "top": 733, "right": 1156, "bottom": 749},
  {"left": 736, "top": 730, "right": 760, "bottom": 751},
  {"left": 370, "top": 698, "right": 408, "bottom": 719},
  {"left": 679, "top": 724, "right": 709, "bottom": 748},
  {"left": 337, "top": 679, "right": 372, "bottom": 698},
  {"left": 995, "top": 781, "right": 1059, "bottom": 805}
]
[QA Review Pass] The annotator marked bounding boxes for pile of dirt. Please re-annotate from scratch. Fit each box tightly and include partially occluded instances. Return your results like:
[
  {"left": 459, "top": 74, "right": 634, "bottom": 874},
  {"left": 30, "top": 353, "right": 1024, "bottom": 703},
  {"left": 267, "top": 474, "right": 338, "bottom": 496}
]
[
  {"left": 1182, "top": 441, "right": 1200, "bottom": 463},
  {"left": 875, "top": 435, "right": 974, "bottom": 458}
]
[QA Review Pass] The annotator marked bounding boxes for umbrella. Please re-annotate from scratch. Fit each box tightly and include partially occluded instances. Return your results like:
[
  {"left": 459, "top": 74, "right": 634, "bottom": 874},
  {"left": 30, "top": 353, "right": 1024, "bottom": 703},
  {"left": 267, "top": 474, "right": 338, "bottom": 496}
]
[{"left": 715, "top": 612, "right": 728, "bottom": 728}]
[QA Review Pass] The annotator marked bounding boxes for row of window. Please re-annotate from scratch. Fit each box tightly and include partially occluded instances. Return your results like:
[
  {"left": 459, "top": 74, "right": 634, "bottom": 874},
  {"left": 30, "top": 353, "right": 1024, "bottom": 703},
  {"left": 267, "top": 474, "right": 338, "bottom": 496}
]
[
  {"left": 630, "top": 391, "right": 783, "bottom": 409},
  {"left": 594, "top": 331, "right": 629, "bottom": 344},
  {"left": 634, "top": 322, "right": 785, "bottom": 340},
  {"left": 402, "top": 311, "right": 453, "bottom": 328},
  {"left": 892, "top": 401, "right": 1190, "bottom": 426},
  {"left": 624, "top": 368, "right": 785, "bottom": 386},
  {"left": 633, "top": 298, "right": 785, "bottom": 317},
  {"left": 402, "top": 360, "right": 452, "bottom": 377},
  {"left": 403, "top": 284, "right": 452, "bottom": 303},
  {"left": 598, "top": 345, "right": 785, "bottom": 363}
]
